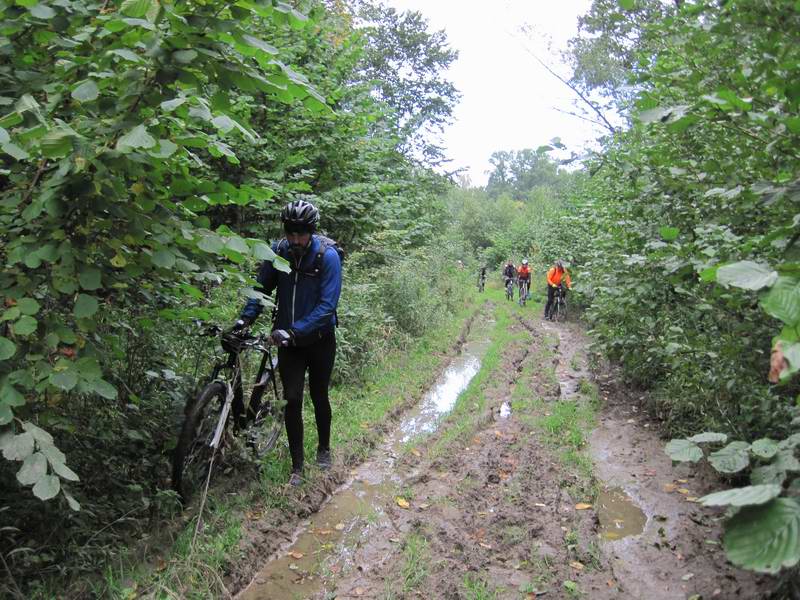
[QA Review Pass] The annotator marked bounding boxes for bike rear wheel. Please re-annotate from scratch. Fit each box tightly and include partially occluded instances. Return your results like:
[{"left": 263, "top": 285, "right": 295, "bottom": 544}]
[
  {"left": 246, "top": 366, "right": 284, "bottom": 458},
  {"left": 172, "top": 381, "right": 227, "bottom": 503},
  {"left": 556, "top": 298, "right": 567, "bottom": 322}
]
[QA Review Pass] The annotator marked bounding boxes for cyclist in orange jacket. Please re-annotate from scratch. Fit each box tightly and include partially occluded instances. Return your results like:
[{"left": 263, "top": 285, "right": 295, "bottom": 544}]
[
  {"left": 544, "top": 260, "right": 572, "bottom": 320},
  {"left": 517, "top": 259, "right": 532, "bottom": 299}
]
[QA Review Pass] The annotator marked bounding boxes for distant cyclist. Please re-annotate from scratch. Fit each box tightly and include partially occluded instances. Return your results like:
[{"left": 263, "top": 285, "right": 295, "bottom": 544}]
[
  {"left": 544, "top": 260, "right": 572, "bottom": 320},
  {"left": 477, "top": 266, "right": 487, "bottom": 292},
  {"left": 502, "top": 260, "right": 516, "bottom": 287},
  {"left": 517, "top": 259, "right": 531, "bottom": 299}
]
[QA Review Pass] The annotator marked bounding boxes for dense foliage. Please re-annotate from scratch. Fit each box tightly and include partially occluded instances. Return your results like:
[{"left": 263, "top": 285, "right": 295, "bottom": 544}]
[
  {"left": 556, "top": 0, "right": 800, "bottom": 580},
  {"left": 0, "top": 0, "right": 463, "bottom": 594}
]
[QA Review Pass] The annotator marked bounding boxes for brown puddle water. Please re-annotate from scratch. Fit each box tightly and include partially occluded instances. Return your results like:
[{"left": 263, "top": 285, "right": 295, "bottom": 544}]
[
  {"left": 237, "top": 339, "right": 490, "bottom": 600},
  {"left": 596, "top": 487, "right": 647, "bottom": 541}
]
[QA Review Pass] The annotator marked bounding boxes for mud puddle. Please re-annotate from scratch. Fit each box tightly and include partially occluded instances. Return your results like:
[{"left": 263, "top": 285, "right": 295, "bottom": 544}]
[
  {"left": 596, "top": 487, "right": 647, "bottom": 541},
  {"left": 237, "top": 339, "right": 491, "bottom": 600}
]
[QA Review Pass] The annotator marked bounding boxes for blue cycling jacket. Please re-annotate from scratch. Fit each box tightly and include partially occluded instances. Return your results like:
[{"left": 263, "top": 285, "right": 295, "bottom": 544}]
[{"left": 240, "top": 236, "right": 342, "bottom": 341}]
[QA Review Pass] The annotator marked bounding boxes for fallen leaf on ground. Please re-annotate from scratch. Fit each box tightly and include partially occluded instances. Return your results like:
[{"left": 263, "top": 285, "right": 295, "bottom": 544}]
[
  {"left": 359, "top": 422, "right": 369, "bottom": 429},
  {"left": 396, "top": 497, "right": 410, "bottom": 509},
  {"left": 570, "top": 561, "right": 585, "bottom": 571},
  {"left": 156, "top": 559, "right": 167, "bottom": 572},
  {"left": 575, "top": 503, "right": 592, "bottom": 510},
  {"left": 479, "top": 542, "right": 492, "bottom": 549},
  {"left": 626, "top": 418, "right": 636, "bottom": 423},
  {"left": 288, "top": 563, "right": 298, "bottom": 571},
  {"left": 534, "top": 502, "right": 547, "bottom": 508},
  {"left": 335, "top": 523, "right": 345, "bottom": 531},
  {"left": 288, "top": 551, "right": 304, "bottom": 559},
  {"left": 682, "top": 573, "right": 695, "bottom": 581},
  {"left": 354, "top": 587, "right": 365, "bottom": 596},
  {"left": 663, "top": 483, "right": 678, "bottom": 492},
  {"left": 389, "top": 537, "right": 400, "bottom": 543},
  {"left": 411, "top": 448, "right": 421, "bottom": 457},
  {"left": 418, "top": 503, "right": 430, "bottom": 510},
  {"left": 677, "top": 488, "right": 690, "bottom": 495},
  {"left": 316, "top": 529, "right": 332, "bottom": 536},
  {"left": 677, "top": 478, "right": 688, "bottom": 483},
  {"left": 686, "top": 497, "right": 699, "bottom": 502},
  {"left": 643, "top": 469, "right": 657, "bottom": 477}
]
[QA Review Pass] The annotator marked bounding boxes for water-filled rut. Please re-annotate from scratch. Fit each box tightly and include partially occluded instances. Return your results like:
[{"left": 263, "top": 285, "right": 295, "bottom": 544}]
[{"left": 237, "top": 338, "right": 491, "bottom": 599}]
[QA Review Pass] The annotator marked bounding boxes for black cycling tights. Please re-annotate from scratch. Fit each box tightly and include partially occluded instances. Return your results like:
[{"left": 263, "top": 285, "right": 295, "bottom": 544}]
[{"left": 278, "top": 333, "right": 336, "bottom": 471}]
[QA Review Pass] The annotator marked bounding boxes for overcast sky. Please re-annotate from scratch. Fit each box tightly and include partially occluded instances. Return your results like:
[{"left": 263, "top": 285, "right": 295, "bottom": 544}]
[{"left": 383, "top": 0, "right": 600, "bottom": 186}]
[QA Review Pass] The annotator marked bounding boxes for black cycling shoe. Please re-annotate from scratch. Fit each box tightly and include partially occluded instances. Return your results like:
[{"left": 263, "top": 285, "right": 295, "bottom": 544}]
[
  {"left": 316, "top": 448, "right": 332, "bottom": 470},
  {"left": 288, "top": 468, "right": 304, "bottom": 487}
]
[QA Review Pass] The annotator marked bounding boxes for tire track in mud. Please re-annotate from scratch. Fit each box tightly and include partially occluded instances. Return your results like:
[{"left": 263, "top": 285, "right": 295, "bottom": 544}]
[
  {"left": 226, "top": 304, "right": 488, "bottom": 595},
  {"left": 313, "top": 313, "right": 620, "bottom": 599}
]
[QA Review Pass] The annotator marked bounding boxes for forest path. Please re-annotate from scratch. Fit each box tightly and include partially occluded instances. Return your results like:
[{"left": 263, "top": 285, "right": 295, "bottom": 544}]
[{"left": 233, "top": 297, "right": 768, "bottom": 599}]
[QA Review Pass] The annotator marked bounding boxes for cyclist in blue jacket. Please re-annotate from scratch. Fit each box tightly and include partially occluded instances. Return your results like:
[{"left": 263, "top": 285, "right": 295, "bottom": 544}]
[{"left": 234, "top": 200, "right": 342, "bottom": 486}]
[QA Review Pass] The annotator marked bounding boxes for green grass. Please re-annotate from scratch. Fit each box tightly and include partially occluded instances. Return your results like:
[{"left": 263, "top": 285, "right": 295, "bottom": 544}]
[
  {"left": 461, "top": 573, "right": 498, "bottom": 600},
  {"left": 399, "top": 532, "right": 431, "bottom": 594}
]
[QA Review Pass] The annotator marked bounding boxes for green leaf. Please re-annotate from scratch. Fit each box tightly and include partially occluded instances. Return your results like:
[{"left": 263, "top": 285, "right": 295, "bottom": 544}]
[
  {"left": 2, "top": 142, "right": 30, "bottom": 161},
  {"left": 22, "top": 422, "right": 53, "bottom": 445},
  {"left": 173, "top": 50, "right": 198, "bottom": 63},
  {"left": 75, "top": 357, "right": 102, "bottom": 380},
  {"left": 2, "top": 432, "right": 34, "bottom": 461},
  {"left": 724, "top": 498, "right": 800, "bottom": 574},
  {"left": 688, "top": 432, "right": 728, "bottom": 444},
  {"left": 12, "top": 315, "right": 37, "bottom": 337},
  {"left": 761, "top": 277, "right": 800, "bottom": 325},
  {"left": 751, "top": 464, "right": 787, "bottom": 486},
  {"left": 16, "top": 452, "right": 47, "bottom": 486},
  {"left": 151, "top": 249, "right": 176, "bottom": 268},
  {"left": 273, "top": 255, "right": 291, "bottom": 274},
  {"left": 64, "top": 490, "right": 81, "bottom": 511},
  {"left": 120, "top": 0, "right": 153, "bottom": 18},
  {"left": 71, "top": 80, "right": 99, "bottom": 102},
  {"left": 659, "top": 226, "right": 680, "bottom": 241},
  {"left": 50, "top": 459, "right": 79, "bottom": 481},
  {"left": 0, "top": 337, "right": 17, "bottom": 361},
  {"left": 29, "top": 3, "right": 56, "bottom": 19},
  {"left": 116, "top": 124, "right": 156, "bottom": 151},
  {"left": 0, "top": 382, "right": 25, "bottom": 408},
  {"left": 618, "top": 0, "right": 635, "bottom": 9},
  {"left": 0, "top": 404, "right": 11, "bottom": 425},
  {"left": 665, "top": 438, "right": 703, "bottom": 462},
  {"left": 108, "top": 48, "right": 141, "bottom": 63},
  {"left": 87, "top": 379, "right": 117, "bottom": 400},
  {"left": 38, "top": 442, "right": 66, "bottom": 466},
  {"left": 17, "top": 298, "right": 40, "bottom": 316},
  {"left": 74, "top": 294, "right": 98, "bottom": 319},
  {"left": 0, "top": 126, "right": 8, "bottom": 144},
  {"left": 1, "top": 307, "right": 20, "bottom": 322},
  {"left": 700, "top": 484, "right": 782, "bottom": 507},
  {"left": 148, "top": 139, "right": 178, "bottom": 158},
  {"left": 49, "top": 370, "right": 78, "bottom": 391},
  {"left": 197, "top": 234, "right": 224, "bottom": 254},
  {"left": 79, "top": 267, "right": 101, "bottom": 290},
  {"left": 252, "top": 242, "right": 277, "bottom": 261},
  {"left": 717, "top": 261, "right": 778, "bottom": 291},
  {"left": 709, "top": 441, "right": 750, "bottom": 473},
  {"left": 32, "top": 474, "right": 60, "bottom": 500},
  {"left": 41, "top": 128, "right": 74, "bottom": 158},
  {"left": 751, "top": 439, "right": 780, "bottom": 460}
]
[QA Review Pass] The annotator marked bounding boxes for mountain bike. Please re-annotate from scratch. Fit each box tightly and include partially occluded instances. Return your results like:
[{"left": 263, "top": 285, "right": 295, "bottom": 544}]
[
  {"left": 518, "top": 279, "right": 529, "bottom": 307},
  {"left": 551, "top": 285, "right": 568, "bottom": 322},
  {"left": 172, "top": 326, "right": 283, "bottom": 503},
  {"left": 478, "top": 274, "right": 486, "bottom": 293},
  {"left": 505, "top": 277, "right": 514, "bottom": 301}
]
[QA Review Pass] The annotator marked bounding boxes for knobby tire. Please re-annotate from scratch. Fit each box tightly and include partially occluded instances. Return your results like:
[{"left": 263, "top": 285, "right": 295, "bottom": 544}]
[{"left": 172, "top": 381, "right": 228, "bottom": 503}]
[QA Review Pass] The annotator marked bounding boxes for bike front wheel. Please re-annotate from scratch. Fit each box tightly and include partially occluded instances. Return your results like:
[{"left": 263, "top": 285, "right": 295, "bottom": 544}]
[
  {"left": 556, "top": 299, "right": 567, "bottom": 322},
  {"left": 246, "top": 369, "right": 284, "bottom": 459},
  {"left": 172, "top": 381, "right": 227, "bottom": 503}
]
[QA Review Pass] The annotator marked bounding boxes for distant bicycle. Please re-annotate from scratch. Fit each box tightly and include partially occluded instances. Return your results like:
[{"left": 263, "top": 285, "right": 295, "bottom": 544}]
[
  {"left": 505, "top": 277, "right": 514, "bottom": 301},
  {"left": 518, "top": 280, "right": 529, "bottom": 307},
  {"left": 172, "top": 325, "right": 283, "bottom": 503},
  {"left": 551, "top": 284, "right": 568, "bottom": 322},
  {"left": 478, "top": 275, "right": 486, "bottom": 293}
]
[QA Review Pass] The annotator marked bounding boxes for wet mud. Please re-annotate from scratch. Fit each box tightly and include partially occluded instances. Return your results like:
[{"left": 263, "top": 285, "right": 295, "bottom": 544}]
[{"left": 226, "top": 310, "right": 776, "bottom": 599}]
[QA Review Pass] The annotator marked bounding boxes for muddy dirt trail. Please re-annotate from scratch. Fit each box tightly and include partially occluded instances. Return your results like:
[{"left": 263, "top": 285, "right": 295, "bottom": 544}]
[{"left": 231, "top": 307, "right": 775, "bottom": 599}]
